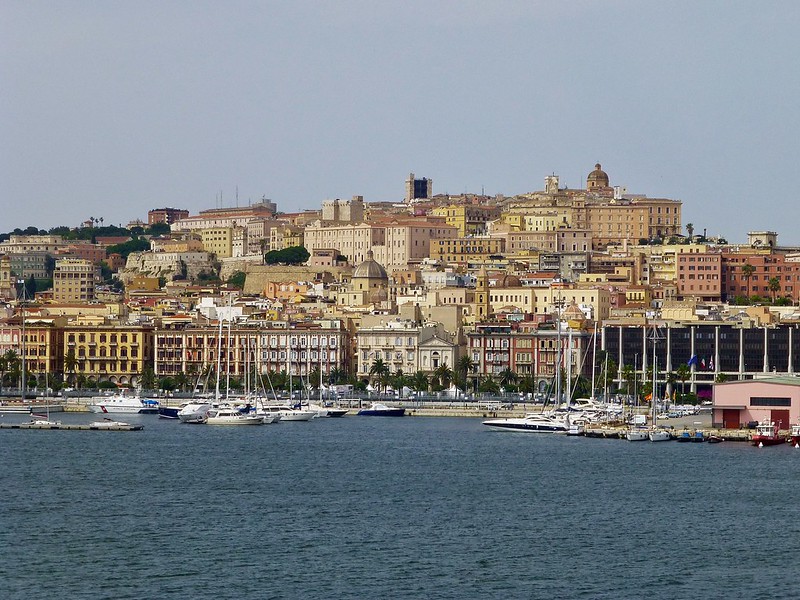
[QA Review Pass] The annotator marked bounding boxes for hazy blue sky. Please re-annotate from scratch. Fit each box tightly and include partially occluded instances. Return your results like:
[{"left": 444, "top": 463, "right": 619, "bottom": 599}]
[{"left": 3, "top": 1, "right": 799, "bottom": 243}]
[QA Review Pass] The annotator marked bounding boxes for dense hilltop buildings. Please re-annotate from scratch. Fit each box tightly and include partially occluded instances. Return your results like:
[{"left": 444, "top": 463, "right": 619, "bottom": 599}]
[{"left": 3, "top": 163, "right": 800, "bottom": 404}]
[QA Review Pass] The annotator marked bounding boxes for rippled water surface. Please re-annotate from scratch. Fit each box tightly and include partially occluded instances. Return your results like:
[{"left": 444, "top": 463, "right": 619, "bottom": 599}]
[{"left": 1, "top": 413, "right": 797, "bottom": 599}]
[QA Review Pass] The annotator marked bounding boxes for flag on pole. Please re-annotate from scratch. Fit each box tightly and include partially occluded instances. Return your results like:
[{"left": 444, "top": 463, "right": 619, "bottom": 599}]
[
  {"left": 700, "top": 358, "right": 706, "bottom": 369},
  {"left": 687, "top": 355, "right": 698, "bottom": 367},
  {"left": 708, "top": 357, "right": 714, "bottom": 371}
]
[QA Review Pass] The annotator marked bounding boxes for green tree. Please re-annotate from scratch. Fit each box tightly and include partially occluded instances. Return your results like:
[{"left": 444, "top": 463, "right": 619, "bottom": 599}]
[
  {"left": 457, "top": 355, "right": 476, "bottom": 391},
  {"left": 140, "top": 367, "right": 156, "bottom": 390},
  {"left": 676, "top": 363, "right": 691, "bottom": 398},
  {"left": 264, "top": 246, "right": 310, "bottom": 265},
  {"left": 478, "top": 376, "right": 500, "bottom": 394},
  {"left": 228, "top": 271, "right": 246, "bottom": 289},
  {"left": 411, "top": 371, "right": 429, "bottom": 394},
  {"left": 686, "top": 222, "right": 694, "bottom": 240},
  {"left": 64, "top": 349, "right": 79, "bottom": 387},
  {"left": 433, "top": 364, "right": 452, "bottom": 389},
  {"left": 498, "top": 367, "right": 518, "bottom": 390},
  {"left": 369, "top": 358, "right": 390, "bottom": 392},
  {"left": 768, "top": 277, "right": 781, "bottom": 301},
  {"left": 741, "top": 263, "right": 755, "bottom": 299}
]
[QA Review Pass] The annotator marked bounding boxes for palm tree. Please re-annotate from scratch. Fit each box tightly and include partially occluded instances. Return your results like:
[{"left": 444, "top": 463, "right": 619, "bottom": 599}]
[
  {"left": 621, "top": 363, "right": 635, "bottom": 396},
  {"left": 369, "top": 358, "right": 390, "bottom": 392},
  {"left": 768, "top": 276, "right": 781, "bottom": 302},
  {"left": 478, "top": 376, "right": 500, "bottom": 394},
  {"left": 456, "top": 355, "right": 476, "bottom": 392},
  {"left": 1, "top": 349, "right": 20, "bottom": 391},
  {"left": 328, "top": 366, "right": 345, "bottom": 386},
  {"left": 498, "top": 367, "right": 518, "bottom": 390},
  {"left": 741, "top": 263, "right": 755, "bottom": 300},
  {"left": 433, "top": 364, "right": 452, "bottom": 389},
  {"left": 391, "top": 369, "right": 408, "bottom": 393},
  {"left": 64, "top": 348, "right": 78, "bottom": 387},
  {"left": 411, "top": 371, "right": 429, "bottom": 394},
  {"left": 676, "top": 363, "right": 691, "bottom": 399},
  {"left": 686, "top": 222, "right": 694, "bottom": 240}
]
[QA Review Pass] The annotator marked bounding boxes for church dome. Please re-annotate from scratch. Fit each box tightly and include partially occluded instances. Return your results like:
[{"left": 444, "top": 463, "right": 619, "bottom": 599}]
[
  {"left": 587, "top": 163, "right": 609, "bottom": 189},
  {"left": 353, "top": 250, "right": 388, "bottom": 280}
]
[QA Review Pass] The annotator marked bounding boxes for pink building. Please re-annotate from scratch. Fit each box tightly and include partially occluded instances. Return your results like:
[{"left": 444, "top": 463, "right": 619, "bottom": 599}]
[{"left": 712, "top": 378, "right": 800, "bottom": 430}]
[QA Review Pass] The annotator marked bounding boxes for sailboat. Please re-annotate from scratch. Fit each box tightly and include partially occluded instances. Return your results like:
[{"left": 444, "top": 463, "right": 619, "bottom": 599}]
[
  {"left": 648, "top": 333, "right": 672, "bottom": 442},
  {"left": 204, "top": 301, "right": 263, "bottom": 426}
]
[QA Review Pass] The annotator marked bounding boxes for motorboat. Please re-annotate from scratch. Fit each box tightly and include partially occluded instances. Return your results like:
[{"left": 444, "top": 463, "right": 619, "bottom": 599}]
[
  {"left": 790, "top": 424, "right": 800, "bottom": 448},
  {"left": 626, "top": 427, "right": 649, "bottom": 442},
  {"left": 89, "top": 418, "right": 144, "bottom": 430},
  {"left": 707, "top": 434, "right": 725, "bottom": 444},
  {"left": 177, "top": 401, "right": 213, "bottom": 424},
  {"left": 205, "top": 407, "right": 264, "bottom": 425},
  {"left": 259, "top": 404, "right": 316, "bottom": 421},
  {"left": 566, "top": 423, "right": 585, "bottom": 436},
  {"left": 691, "top": 430, "right": 706, "bottom": 443},
  {"left": 676, "top": 429, "right": 693, "bottom": 443},
  {"left": 750, "top": 421, "right": 787, "bottom": 447},
  {"left": 87, "top": 391, "right": 159, "bottom": 414},
  {"left": 358, "top": 403, "right": 406, "bottom": 417},
  {"left": 648, "top": 428, "right": 672, "bottom": 442},
  {"left": 306, "top": 402, "right": 348, "bottom": 418},
  {"left": 482, "top": 413, "right": 565, "bottom": 432}
]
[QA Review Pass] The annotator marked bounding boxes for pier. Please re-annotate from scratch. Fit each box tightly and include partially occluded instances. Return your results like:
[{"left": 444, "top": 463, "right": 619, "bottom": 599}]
[{"left": 0, "top": 422, "right": 144, "bottom": 431}]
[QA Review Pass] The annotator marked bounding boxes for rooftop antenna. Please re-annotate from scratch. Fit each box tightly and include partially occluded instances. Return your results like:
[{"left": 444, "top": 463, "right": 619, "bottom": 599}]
[{"left": 236, "top": 185, "right": 239, "bottom": 208}]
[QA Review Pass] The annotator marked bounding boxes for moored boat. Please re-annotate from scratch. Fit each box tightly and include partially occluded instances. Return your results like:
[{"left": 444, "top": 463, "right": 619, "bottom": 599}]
[
  {"left": 205, "top": 406, "right": 264, "bottom": 425},
  {"left": 89, "top": 418, "right": 144, "bottom": 430},
  {"left": 177, "top": 401, "right": 212, "bottom": 424},
  {"left": 790, "top": 424, "right": 800, "bottom": 448},
  {"left": 626, "top": 427, "right": 649, "bottom": 441},
  {"left": 358, "top": 403, "right": 406, "bottom": 417},
  {"left": 87, "top": 391, "right": 159, "bottom": 414},
  {"left": 750, "top": 420, "right": 787, "bottom": 447},
  {"left": 648, "top": 428, "right": 672, "bottom": 442},
  {"left": 482, "top": 412, "right": 565, "bottom": 432}
]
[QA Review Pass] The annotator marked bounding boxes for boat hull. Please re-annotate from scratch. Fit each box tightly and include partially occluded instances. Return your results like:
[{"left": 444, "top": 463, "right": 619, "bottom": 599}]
[
  {"left": 750, "top": 435, "right": 787, "bottom": 447},
  {"left": 158, "top": 406, "right": 180, "bottom": 419},
  {"left": 483, "top": 419, "right": 565, "bottom": 433},
  {"left": 358, "top": 408, "right": 406, "bottom": 417}
]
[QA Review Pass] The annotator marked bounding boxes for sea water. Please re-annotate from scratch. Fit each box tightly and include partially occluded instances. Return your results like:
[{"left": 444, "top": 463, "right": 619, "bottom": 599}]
[{"left": 0, "top": 413, "right": 797, "bottom": 599}]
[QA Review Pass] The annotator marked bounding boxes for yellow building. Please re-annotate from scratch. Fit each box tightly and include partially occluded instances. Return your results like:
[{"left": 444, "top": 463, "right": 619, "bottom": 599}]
[
  {"left": 200, "top": 227, "right": 234, "bottom": 258},
  {"left": 63, "top": 318, "right": 155, "bottom": 386},
  {"left": 430, "top": 204, "right": 501, "bottom": 236},
  {"left": 52, "top": 258, "right": 99, "bottom": 303},
  {"left": 429, "top": 237, "right": 505, "bottom": 264}
]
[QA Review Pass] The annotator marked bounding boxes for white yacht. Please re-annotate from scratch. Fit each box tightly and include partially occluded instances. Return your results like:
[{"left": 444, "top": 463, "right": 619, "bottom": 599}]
[
  {"left": 648, "top": 428, "right": 672, "bottom": 442},
  {"left": 626, "top": 428, "right": 649, "bottom": 441},
  {"left": 482, "top": 413, "right": 567, "bottom": 433},
  {"left": 205, "top": 406, "right": 264, "bottom": 425},
  {"left": 260, "top": 404, "right": 316, "bottom": 421},
  {"left": 177, "top": 401, "right": 213, "bottom": 424},
  {"left": 306, "top": 402, "right": 348, "bottom": 418},
  {"left": 87, "top": 391, "right": 159, "bottom": 414}
]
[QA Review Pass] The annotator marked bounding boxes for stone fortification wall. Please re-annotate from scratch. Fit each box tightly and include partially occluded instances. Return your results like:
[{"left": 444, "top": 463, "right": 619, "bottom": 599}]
[
  {"left": 120, "top": 251, "right": 215, "bottom": 284},
  {"left": 242, "top": 264, "right": 350, "bottom": 295}
]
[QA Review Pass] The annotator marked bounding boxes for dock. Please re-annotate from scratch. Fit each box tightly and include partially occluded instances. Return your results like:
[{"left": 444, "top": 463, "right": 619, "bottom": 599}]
[{"left": 0, "top": 422, "right": 144, "bottom": 431}]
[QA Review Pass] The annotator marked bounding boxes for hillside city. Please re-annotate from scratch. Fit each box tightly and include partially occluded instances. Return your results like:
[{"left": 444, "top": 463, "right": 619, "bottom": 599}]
[{"left": 1, "top": 163, "right": 797, "bottom": 402}]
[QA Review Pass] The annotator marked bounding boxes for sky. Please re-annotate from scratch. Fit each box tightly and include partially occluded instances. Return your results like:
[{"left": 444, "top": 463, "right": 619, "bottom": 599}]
[{"left": 3, "top": 1, "right": 799, "bottom": 243}]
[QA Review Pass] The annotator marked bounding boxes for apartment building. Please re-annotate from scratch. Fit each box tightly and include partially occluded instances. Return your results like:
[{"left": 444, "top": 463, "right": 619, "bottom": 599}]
[{"left": 52, "top": 258, "right": 99, "bottom": 303}]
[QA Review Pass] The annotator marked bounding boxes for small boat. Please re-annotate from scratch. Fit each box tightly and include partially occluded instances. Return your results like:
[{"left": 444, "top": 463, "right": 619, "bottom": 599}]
[
  {"left": 750, "top": 420, "right": 787, "bottom": 447},
  {"left": 87, "top": 391, "right": 159, "bottom": 414},
  {"left": 676, "top": 429, "right": 693, "bottom": 443},
  {"left": 177, "top": 401, "right": 212, "bottom": 424},
  {"left": 790, "top": 424, "right": 800, "bottom": 448},
  {"left": 626, "top": 427, "right": 649, "bottom": 441},
  {"left": 306, "top": 402, "right": 348, "bottom": 418},
  {"left": 482, "top": 413, "right": 564, "bottom": 432},
  {"left": 358, "top": 403, "right": 406, "bottom": 417},
  {"left": 648, "top": 428, "right": 672, "bottom": 442},
  {"left": 691, "top": 430, "right": 706, "bottom": 443},
  {"left": 259, "top": 404, "right": 316, "bottom": 421},
  {"left": 707, "top": 434, "right": 725, "bottom": 444},
  {"left": 89, "top": 418, "right": 144, "bottom": 430},
  {"left": 566, "top": 424, "right": 585, "bottom": 436},
  {"left": 205, "top": 407, "right": 264, "bottom": 425},
  {"left": 27, "top": 413, "right": 62, "bottom": 428}
]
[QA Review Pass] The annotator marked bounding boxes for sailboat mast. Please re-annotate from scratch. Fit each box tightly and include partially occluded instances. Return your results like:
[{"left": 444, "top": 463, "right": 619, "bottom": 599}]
[
  {"left": 215, "top": 313, "right": 223, "bottom": 402},
  {"left": 590, "top": 322, "right": 597, "bottom": 401}
]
